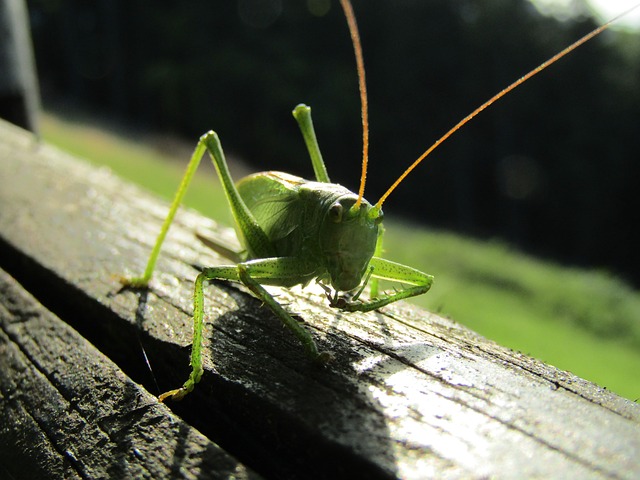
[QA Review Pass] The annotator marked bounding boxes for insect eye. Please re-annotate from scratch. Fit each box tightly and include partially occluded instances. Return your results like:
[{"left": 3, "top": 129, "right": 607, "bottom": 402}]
[
  {"left": 375, "top": 211, "right": 384, "bottom": 225},
  {"left": 329, "top": 202, "right": 343, "bottom": 223}
]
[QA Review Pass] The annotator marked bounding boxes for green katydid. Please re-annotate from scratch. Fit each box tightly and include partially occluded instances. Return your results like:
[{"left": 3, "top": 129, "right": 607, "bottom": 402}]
[{"left": 122, "top": 0, "right": 638, "bottom": 402}]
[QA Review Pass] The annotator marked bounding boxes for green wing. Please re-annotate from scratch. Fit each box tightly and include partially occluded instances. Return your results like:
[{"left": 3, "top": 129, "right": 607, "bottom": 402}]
[{"left": 236, "top": 171, "right": 306, "bottom": 257}]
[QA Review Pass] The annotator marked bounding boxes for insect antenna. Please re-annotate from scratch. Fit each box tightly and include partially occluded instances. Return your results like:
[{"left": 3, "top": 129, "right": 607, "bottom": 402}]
[
  {"left": 339, "top": 0, "right": 369, "bottom": 209},
  {"left": 375, "top": 4, "right": 640, "bottom": 209}
]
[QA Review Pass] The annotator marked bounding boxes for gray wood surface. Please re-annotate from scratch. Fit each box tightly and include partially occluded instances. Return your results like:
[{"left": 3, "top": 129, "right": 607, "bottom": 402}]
[
  {"left": 1, "top": 118, "right": 638, "bottom": 479},
  {"left": 0, "top": 267, "right": 261, "bottom": 480}
]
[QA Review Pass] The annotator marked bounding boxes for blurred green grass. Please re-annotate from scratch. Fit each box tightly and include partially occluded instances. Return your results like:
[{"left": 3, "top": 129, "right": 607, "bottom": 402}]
[{"left": 41, "top": 110, "right": 640, "bottom": 402}]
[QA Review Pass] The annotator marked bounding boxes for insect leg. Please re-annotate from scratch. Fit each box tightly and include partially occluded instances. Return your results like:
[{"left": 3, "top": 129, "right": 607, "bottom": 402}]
[
  {"left": 158, "top": 266, "right": 237, "bottom": 402},
  {"left": 236, "top": 257, "right": 335, "bottom": 361},
  {"left": 200, "top": 131, "right": 276, "bottom": 259},
  {"left": 237, "top": 264, "right": 319, "bottom": 359},
  {"left": 292, "top": 104, "right": 331, "bottom": 183},
  {"left": 121, "top": 138, "right": 211, "bottom": 287},
  {"left": 341, "top": 257, "right": 433, "bottom": 313},
  {"left": 369, "top": 223, "right": 385, "bottom": 298},
  {"left": 159, "top": 257, "right": 327, "bottom": 401},
  {"left": 122, "top": 130, "right": 275, "bottom": 287}
]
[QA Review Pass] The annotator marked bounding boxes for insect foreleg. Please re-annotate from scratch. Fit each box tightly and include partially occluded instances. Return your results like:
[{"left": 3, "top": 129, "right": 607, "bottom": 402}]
[
  {"left": 368, "top": 223, "right": 385, "bottom": 299},
  {"left": 341, "top": 258, "right": 433, "bottom": 313}
]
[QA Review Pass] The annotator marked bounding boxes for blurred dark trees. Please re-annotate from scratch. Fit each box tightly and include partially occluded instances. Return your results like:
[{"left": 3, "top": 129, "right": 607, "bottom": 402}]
[{"left": 27, "top": 0, "right": 640, "bottom": 285}]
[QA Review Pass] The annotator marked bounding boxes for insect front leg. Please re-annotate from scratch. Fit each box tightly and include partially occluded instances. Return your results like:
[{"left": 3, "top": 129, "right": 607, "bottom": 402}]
[
  {"left": 340, "top": 257, "right": 434, "bottom": 313},
  {"left": 368, "top": 223, "right": 385, "bottom": 299}
]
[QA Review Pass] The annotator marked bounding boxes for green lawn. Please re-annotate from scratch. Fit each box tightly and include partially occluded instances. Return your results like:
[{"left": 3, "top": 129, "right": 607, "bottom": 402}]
[{"left": 40, "top": 110, "right": 640, "bottom": 402}]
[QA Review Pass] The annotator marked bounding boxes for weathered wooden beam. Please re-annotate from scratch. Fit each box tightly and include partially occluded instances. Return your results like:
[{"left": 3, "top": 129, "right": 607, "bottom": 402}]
[
  {"left": 0, "top": 267, "right": 261, "bottom": 480},
  {"left": 0, "top": 118, "right": 638, "bottom": 479}
]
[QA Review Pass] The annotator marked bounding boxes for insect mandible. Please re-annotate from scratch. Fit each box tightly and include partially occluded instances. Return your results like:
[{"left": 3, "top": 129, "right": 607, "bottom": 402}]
[{"left": 121, "top": 0, "right": 638, "bottom": 401}]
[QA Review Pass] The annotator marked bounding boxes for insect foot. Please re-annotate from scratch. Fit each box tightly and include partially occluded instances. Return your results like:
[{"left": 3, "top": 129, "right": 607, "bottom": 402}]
[
  {"left": 117, "top": 275, "right": 150, "bottom": 289},
  {"left": 329, "top": 296, "right": 349, "bottom": 310},
  {"left": 158, "top": 363, "right": 203, "bottom": 402},
  {"left": 158, "top": 387, "right": 187, "bottom": 403}
]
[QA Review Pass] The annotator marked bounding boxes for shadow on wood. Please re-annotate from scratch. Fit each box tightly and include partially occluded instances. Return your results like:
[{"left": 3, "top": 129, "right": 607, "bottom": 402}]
[{"left": 0, "top": 118, "right": 638, "bottom": 479}]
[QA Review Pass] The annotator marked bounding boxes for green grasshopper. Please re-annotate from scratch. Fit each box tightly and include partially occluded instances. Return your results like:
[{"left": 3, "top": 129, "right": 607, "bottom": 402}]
[{"left": 122, "top": 0, "right": 637, "bottom": 402}]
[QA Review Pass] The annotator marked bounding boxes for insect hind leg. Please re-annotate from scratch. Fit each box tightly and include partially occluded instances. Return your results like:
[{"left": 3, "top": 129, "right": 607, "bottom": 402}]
[{"left": 200, "top": 131, "right": 275, "bottom": 259}]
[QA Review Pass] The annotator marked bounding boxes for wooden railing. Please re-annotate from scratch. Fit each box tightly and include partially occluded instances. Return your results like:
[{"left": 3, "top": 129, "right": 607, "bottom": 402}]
[{"left": 1, "top": 118, "right": 638, "bottom": 479}]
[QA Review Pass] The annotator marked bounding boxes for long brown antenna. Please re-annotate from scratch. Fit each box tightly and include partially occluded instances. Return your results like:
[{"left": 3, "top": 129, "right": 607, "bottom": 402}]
[
  {"left": 339, "top": 0, "right": 369, "bottom": 208},
  {"left": 376, "top": 4, "right": 640, "bottom": 209}
]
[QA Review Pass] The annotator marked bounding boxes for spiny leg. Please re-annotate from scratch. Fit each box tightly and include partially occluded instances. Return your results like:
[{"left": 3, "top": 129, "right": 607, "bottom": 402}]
[
  {"left": 237, "top": 265, "right": 318, "bottom": 359},
  {"left": 200, "top": 131, "right": 275, "bottom": 258},
  {"left": 340, "top": 257, "right": 433, "bottom": 313},
  {"left": 236, "top": 257, "right": 333, "bottom": 362},
  {"left": 158, "top": 268, "right": 219, "bottom": 402},
  {"left": 121, "top": 138, "right": 210, "bottom": 287},
  {"left": 292, "top": 104, "right": 331, "bottom": 183},
  {"left": 369, "top": 223, "right": 385, "bottom": 299},
  {"left": 121, "top": 130, "right": 273, "bottom": 288},
  {"left": 159, "top": 258, "right": 328, "bottom": 402}
]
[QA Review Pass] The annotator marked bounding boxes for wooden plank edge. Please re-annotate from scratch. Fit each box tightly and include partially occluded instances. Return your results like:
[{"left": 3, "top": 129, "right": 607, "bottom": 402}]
[{"left": 0, "top": 267, "right": 262, "bottom": 480}]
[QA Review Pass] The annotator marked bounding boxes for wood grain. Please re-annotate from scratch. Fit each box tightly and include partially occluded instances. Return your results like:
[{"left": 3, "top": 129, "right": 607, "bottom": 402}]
[{"left": 0, "top": 118, "right": 638, "bottom": 479}]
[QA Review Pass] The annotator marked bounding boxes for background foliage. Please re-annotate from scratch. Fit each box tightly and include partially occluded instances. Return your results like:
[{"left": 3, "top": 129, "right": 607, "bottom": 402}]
[{"left": 27, "top": 0, "right": 640, "bottom": 284}]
